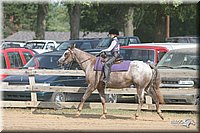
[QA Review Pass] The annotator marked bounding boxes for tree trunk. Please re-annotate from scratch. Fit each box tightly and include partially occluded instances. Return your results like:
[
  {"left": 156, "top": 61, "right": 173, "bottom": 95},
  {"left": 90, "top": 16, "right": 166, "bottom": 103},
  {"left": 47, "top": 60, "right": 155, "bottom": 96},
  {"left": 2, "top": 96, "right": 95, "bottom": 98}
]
[
  {"left": 123, "top": 7, "right": 134, "bottom": 36},
  {"left": 154, "top": 6, "right": 166, "bottom": 42},
  {"left": 68, "top": 4, "right": 81, "bottom": 39},
  {"left": 35, "top": 3, "right": 48, "bottom": 40}
]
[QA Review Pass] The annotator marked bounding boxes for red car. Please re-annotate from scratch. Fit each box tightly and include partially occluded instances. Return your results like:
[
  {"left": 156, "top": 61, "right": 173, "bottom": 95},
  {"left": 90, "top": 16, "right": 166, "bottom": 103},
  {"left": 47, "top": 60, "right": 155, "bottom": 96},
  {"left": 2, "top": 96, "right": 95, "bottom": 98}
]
[
  {"left": 0, "top": 48, "right": 35, "bottom": 79},
  {"left": 120, "top": 45, "right": 169, "bottom": 65}
]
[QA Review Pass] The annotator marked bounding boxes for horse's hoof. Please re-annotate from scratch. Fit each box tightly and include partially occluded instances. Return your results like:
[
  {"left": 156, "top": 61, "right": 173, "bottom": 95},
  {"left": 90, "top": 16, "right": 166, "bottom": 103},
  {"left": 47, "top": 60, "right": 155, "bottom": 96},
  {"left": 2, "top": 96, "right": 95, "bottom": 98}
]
[
  {"left": 158, "top": 112, "right": 164, "bottom": 120},
  {"left": 130, "top": 116, "right": 135, "bottom": 120},
  {"left": 75, "top": 112, "right": 80, "bottom": 117},
  {"left": 100, "top": 114, "right": 106, "bottom": 119},
  {"left": 134, "top": 114, "right": 139, "bottom": 120}
]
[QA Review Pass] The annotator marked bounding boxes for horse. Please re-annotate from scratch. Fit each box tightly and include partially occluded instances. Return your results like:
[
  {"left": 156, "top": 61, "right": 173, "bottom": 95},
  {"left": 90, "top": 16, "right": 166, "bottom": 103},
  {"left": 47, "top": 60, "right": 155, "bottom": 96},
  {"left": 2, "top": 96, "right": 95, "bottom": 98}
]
[{"left": 58, "top": 44, "right": 164, "bottom": 120}]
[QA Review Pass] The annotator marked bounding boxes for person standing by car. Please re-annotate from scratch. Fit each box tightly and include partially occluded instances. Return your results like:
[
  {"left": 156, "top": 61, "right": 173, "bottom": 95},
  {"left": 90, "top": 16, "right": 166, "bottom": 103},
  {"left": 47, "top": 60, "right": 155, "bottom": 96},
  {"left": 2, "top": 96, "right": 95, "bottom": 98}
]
[{"left": 100, "top": 28, "right": 120, "bottom": 84}]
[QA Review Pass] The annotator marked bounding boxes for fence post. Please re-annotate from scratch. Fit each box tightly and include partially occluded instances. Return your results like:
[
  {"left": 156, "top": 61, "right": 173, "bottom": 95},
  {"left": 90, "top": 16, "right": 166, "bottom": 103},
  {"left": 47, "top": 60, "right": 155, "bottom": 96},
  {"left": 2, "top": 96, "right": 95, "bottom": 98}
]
[{"left": 28, "top": 68, "right": 37, "bottom": 112}]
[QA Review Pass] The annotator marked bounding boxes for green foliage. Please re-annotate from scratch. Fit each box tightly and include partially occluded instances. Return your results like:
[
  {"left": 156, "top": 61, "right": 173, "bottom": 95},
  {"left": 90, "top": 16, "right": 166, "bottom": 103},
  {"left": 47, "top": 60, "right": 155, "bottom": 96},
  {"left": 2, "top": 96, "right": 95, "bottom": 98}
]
[
  {"left": 3, "top": 2, "right": 198, "bottom": 42},
  {"left": 46, "top": 3, "right": 70, "bottom": 31}
]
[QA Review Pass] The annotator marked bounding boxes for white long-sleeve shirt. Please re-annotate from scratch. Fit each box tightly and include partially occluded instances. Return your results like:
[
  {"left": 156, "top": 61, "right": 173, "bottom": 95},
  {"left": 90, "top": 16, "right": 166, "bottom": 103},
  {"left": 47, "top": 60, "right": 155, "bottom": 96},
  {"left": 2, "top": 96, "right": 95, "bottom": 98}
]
[{"left": 101, "top": 37, "right": 119, "bottom": 52}]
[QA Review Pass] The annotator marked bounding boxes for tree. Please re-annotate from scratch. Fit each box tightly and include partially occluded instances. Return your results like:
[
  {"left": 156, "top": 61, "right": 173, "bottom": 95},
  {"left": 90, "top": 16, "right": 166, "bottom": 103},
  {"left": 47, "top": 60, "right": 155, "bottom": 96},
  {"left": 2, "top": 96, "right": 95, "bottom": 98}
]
[
  {"left": 35, "top": 3, "right": 48, "bottom": 40},
  {"left": 66, "top": 3, "right": 81, "bottom": 39}
]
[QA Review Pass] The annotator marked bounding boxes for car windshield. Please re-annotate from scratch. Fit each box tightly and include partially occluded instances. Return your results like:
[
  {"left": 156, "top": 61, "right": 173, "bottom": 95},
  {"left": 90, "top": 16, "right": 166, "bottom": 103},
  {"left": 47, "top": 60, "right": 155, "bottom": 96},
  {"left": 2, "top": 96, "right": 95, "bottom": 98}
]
[
  {"left": 56, "top": 42, "right": 71, "bottom": 50},
  {"left": 24, "top": 55, "right": 62, "bottom": 69},
  {"left": 120, "top": 48, "right": 155, "bottom": 63},
  {"left": 157, "top": 51, "right": 199, "bottom": 70},
  {"left": 96, "top": 38, "right": 112, "bottom": 48},
  {"left": 25, "top": 42, "right": 45, "bottom": 49}
]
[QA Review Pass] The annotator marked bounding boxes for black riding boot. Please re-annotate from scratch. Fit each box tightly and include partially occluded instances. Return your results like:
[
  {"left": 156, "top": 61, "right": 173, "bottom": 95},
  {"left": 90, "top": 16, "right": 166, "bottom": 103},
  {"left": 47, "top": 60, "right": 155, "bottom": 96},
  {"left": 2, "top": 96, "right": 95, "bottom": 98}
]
[
  {"left": 103, "top": 62, "right": 111, "bottom": 83},
  {"left": 103, "top": 52, "right": 119, "bottom": 84}
]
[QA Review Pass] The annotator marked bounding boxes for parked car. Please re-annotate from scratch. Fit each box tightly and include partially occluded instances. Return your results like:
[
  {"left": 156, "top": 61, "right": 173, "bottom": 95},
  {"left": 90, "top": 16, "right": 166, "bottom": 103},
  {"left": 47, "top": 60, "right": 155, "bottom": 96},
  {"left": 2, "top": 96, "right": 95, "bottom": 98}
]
[
  {"left": 56, "top": 39, "right": 100, "bottom": 51},
  {"left": 120, "top": 45, "right": 169, "bottom": 65},
  {"left": 165, "top": 36, "right": 199, "bottom": 43},
  {"left": 1, "top": 42, "right": 23, "bottom": 49},
  {"left": 24, "top": 40, "right": 59, "bottom": 54},
  {"left": 85, "top": 36, "right": 141, "bottom": 55},
  {"left": 2, "top": 50, "right": 110, "bottom": 102},
  {"left": 130, "top": 43, "right": 198, "bottom": 51},
  {"left": 157, "top": 47, "right": 199, "bottom": 104},
  {"left": 0, "top": 48, "right": 35, "bottom": 79}
]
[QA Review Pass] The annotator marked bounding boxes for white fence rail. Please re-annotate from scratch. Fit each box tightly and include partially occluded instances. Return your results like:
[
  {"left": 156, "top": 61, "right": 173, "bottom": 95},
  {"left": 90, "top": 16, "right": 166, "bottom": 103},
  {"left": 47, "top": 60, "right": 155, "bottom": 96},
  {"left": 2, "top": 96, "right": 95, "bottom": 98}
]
[{"left": 0, "top": 69, "right": 198, "bottom": 112}]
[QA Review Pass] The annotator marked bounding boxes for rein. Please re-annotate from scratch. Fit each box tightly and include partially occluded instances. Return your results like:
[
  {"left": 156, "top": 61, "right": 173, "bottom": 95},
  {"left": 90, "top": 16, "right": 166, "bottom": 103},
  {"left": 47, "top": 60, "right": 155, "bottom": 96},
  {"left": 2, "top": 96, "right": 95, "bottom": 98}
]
[{"left": 79, "top": 57, "right": 91, "bottom": 64}]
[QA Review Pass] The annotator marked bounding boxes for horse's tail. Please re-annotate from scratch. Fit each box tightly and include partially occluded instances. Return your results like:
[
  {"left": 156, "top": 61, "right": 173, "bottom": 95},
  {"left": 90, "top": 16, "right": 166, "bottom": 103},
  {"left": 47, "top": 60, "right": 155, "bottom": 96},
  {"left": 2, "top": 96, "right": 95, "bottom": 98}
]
[{"left": 149, "top": 64, "right": 164, "bottom": 104}]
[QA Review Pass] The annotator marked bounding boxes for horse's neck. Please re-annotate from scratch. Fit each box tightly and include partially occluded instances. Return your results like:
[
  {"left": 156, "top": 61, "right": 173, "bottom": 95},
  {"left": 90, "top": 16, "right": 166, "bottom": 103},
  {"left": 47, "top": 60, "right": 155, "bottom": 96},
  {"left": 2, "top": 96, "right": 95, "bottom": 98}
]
[{"left": 74, "top": 48, "right": 95, "bottom": 71}]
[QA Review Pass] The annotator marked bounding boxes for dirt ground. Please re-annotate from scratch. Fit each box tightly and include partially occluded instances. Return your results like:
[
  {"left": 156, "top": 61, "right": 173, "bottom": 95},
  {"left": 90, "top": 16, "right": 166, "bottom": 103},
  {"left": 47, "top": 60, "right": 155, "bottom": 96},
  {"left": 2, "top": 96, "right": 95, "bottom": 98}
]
[{"left": 2, "top": 108, "right": 199, "bottom": 132}]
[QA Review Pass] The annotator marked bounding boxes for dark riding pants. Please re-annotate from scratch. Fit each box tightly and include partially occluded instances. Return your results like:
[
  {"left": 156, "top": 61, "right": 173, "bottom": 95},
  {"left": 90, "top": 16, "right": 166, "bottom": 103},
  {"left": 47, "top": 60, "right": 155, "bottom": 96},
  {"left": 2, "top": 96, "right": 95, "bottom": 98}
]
[{"left": 103, "top": 51, "right": 119, "bottom": 82}]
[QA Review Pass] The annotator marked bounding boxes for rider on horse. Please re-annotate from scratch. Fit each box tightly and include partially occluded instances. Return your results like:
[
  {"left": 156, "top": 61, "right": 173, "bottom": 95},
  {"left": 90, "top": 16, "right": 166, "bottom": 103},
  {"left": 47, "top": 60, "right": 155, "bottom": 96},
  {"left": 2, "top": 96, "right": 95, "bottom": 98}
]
[{"left": 101, "top": 28, "right": 120, "bottom": 84}]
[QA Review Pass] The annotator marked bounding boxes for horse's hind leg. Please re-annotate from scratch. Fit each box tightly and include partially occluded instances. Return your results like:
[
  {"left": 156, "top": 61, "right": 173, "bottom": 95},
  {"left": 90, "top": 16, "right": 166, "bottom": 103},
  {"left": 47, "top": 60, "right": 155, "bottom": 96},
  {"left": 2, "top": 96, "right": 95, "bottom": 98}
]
[
  {"left": 97, "top": 84, "right": 107, "bottom": 119},
  {"left": 147, "top": 87, "right": 164, "bottom": 120},
  {"left": 76, "top": 84, "right": 95, "bottom": 117},
  {"left": 134, "top": 88, "right": 145, "bottom": 120}
]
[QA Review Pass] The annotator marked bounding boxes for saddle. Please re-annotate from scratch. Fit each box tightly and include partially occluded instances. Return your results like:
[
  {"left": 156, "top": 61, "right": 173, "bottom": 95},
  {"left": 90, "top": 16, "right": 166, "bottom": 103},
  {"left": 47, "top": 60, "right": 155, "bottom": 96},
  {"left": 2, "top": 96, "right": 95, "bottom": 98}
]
[
  {"left": 94, "top": 57, "right": 131, "bottom": 72},
  {"left": 100, "top": 52, "right": 123, "bottom": 64},
  {"left": 101, "top": 57, "right": 123, "bottom": 64}
]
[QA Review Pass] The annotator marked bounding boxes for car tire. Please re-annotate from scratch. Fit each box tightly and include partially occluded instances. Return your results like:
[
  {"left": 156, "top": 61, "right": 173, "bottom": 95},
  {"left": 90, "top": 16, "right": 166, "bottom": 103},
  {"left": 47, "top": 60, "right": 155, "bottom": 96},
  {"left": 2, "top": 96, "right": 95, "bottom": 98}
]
[
  {"left": 106, "top": 94, "right": 118, "bottom": 103},
  {"left": 50, "top": 92, "right": 66, "bottom": 102},
  {"left": 194, "top": 95, "right": 200, "bottom": 105}
]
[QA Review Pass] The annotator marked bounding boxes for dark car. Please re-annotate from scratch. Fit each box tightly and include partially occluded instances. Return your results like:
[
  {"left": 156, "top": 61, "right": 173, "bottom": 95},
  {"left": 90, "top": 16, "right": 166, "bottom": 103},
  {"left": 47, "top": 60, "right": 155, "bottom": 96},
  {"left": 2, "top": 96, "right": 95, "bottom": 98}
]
[
  {"left": 165, "top": 36, "right": 199, "bottom": 43},
  {"left": 157, "top": 47, "right": 199, "bottom": 104},
  {"left": 85, "top": 36, "right": 141, "bottom": 55},
  {"left": 2, "top": 50, "right": 107, "bottom": 102},
  {"left": 56, "top": 39, "right": 100, "bottom": 51}
]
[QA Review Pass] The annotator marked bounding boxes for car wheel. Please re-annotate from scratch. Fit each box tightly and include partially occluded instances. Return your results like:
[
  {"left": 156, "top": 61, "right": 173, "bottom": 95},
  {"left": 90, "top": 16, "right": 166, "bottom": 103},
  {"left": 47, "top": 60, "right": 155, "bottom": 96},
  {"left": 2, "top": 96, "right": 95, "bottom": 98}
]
[
  {"left": 106, "top": 94, "right": 118, "bottom": 103},
  {"left": 50, "top": 92, "right": 66, "bottom": 102},
  {"left": 194, "top": 95, "right": 200, "bottom": 105},
  {"left": 134, "top": 95, "right": 139, "bottom": 103}
]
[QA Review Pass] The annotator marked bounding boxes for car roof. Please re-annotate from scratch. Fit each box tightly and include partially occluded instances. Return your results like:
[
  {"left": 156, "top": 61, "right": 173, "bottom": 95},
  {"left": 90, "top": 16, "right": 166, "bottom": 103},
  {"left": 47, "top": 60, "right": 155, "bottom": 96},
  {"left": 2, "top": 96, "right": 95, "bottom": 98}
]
[
  {"left": 63, "top": 39, "right": 99, "bottom": 42},
  {"left": 121, "top": 45, "right": 168, "bottom": 50},
  {"left": 0, "top": 47, "right": 34, "bottom": 52},
  {"left": 26, "top": 40, "right": 56, "bottom": 42},
  {"left": 34, "top": 50, "right": 64, "bottom": 56},
  {"left": 167, "top": 47, "right": 198, "bottom": 54}
]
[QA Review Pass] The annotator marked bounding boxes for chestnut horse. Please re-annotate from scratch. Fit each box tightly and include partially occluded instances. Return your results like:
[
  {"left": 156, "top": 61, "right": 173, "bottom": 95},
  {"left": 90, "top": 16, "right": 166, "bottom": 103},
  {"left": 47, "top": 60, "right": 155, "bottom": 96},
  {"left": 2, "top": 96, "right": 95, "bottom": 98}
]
[{"left": 58, "top": 44, "right": 164, "bottom": 120}]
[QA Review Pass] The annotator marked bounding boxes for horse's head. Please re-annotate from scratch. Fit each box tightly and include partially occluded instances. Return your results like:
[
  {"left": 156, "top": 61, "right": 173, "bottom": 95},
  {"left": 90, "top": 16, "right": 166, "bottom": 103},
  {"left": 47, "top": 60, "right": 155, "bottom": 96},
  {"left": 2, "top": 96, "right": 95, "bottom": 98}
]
[{"left": 58, "top": 44, "right": 75, "bottom": 66}]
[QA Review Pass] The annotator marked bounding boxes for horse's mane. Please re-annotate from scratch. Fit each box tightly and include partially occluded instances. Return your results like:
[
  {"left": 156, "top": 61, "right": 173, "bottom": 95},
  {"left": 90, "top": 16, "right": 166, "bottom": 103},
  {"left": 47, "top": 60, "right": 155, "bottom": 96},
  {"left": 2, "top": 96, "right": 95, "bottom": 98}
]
[{"left": 74, "top": 48, "right": 96, "bottom": 58}]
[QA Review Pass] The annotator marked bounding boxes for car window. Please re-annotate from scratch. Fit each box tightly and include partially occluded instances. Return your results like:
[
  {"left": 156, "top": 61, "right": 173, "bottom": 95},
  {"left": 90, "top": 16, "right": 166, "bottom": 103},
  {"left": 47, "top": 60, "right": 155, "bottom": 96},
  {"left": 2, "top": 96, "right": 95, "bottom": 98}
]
[
  {"left": 97, "top": 38, "right": 112, "bottom": 48},
  {"left": 120, "top": 49, "right": 155, "bottom": 63},
  {"left": 25, "top": 42, "right": 45, "bottom": 49},
  {"left": 129, "top": 38, "right": 138, "bottom": 44},
  {"left": 80, "top": 42, "right": 92, "bottom": 50},
  {"left": 118, "top": 38, "right": 127, "bottom": 46},
  {"left": 23, "top": 52, "right": 33, "bottom": 62},
  {"left": 46, "top": 42, "right": 55, "bottom": 50},
  {"left": 158, "top": 52, "right": 167, "bottom": 62},
  {"left": 0, "top": 53, "right": 6, "bottom": 68},
  {"left": 24, "top": 55, "right": 61, "bottom": 69},
  {"left": 7, "top": 52, "right": 23, "bottom": 68},
  {"left": 158, "top": 51, "right": 199, "bottom": 69},
  {"left": 56, "top": 42, "right": 71, "bottom": 50}
]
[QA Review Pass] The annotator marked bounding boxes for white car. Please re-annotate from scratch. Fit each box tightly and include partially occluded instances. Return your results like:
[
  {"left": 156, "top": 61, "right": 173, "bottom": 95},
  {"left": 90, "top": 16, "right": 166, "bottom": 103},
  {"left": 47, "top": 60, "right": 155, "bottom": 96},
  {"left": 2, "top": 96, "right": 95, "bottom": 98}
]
[
  {"left": 24, "top": 40, "right": 59, "bottom": 54},
  {"left": 129, "top": 42, "right": 198, "bottom": 50}
]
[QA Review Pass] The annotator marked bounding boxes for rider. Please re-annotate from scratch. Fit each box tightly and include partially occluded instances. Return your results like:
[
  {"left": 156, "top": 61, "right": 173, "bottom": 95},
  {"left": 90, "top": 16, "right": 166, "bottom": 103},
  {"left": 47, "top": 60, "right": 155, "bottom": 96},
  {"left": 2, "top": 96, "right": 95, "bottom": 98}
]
[{"left": 101, "top": 28, "right": 120, "bottom": 84}]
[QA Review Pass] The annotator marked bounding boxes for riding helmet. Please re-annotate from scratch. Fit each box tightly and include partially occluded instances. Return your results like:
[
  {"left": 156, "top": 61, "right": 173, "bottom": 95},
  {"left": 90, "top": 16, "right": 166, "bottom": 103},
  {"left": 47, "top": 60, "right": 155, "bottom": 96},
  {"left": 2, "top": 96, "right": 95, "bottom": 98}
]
[{"left": 108, "top": 28, "right": 119, "bottom": 35}]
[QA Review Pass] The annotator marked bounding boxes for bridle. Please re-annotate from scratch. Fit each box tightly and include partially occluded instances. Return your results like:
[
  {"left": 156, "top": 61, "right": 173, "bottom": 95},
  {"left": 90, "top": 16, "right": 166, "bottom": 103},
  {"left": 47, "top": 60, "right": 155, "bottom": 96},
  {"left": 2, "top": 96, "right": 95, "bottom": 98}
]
[{"left": 68, "top": 49, "right": 91, "bottom": 65}]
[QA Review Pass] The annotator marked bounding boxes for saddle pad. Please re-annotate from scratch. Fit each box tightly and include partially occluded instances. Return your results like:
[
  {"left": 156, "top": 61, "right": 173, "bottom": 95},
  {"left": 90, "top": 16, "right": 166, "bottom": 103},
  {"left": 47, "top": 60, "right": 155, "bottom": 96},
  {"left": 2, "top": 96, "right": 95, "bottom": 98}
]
[{"left": 94, "top": 57, "right": 131, "bottom": 72}]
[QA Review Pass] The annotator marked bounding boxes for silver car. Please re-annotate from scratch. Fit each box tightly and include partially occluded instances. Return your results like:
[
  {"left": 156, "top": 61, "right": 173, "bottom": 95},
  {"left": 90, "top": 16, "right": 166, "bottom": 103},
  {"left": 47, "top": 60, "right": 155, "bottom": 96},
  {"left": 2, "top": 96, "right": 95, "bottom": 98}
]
[{"left": 157, "top": 47, "right": 199, "bottom": 104}]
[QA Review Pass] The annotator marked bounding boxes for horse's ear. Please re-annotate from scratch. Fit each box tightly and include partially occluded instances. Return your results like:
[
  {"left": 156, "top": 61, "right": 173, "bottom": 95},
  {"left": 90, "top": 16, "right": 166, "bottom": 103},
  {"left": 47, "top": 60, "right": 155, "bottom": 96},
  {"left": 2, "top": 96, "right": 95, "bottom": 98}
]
[{"left": 70, "top": 44, "right": 76, "bottom": 49}]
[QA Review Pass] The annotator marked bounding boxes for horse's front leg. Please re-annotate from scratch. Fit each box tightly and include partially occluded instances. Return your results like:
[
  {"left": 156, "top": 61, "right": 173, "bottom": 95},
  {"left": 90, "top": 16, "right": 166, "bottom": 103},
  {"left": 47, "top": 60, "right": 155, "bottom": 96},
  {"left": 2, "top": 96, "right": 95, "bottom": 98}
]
[
  {"left": 76, "top": 84, "right": 95, "bottom": 117},
  {"left": 97, "top": 83, "right": 107, "bottom": 119},
  {"left": 134, "top": 88, "right": 145, "bottom": 120}
]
